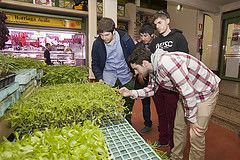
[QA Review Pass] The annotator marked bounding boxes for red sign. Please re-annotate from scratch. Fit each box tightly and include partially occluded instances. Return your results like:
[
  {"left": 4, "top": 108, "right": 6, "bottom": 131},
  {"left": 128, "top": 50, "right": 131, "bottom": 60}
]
[{"left": 199, "top": 23, "right": 203, "bottom": 31}]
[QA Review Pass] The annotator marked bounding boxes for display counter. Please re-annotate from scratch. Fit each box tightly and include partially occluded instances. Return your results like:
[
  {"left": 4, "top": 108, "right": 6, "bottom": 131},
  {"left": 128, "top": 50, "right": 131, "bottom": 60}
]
[{"left": 1, "top": 50, "right": 82, "bottom": 66}]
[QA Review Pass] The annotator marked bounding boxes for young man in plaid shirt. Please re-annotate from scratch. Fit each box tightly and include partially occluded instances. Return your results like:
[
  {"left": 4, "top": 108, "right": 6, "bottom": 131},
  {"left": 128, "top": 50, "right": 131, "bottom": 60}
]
[{"left": 120, "top": 48, "right": 221, "bottom": 160}]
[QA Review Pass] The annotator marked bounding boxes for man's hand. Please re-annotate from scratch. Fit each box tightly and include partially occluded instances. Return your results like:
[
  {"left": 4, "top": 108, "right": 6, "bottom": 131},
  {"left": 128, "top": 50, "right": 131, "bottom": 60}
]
[
  {"left": 189, "top": 122, "right": 205, "bottom": 138},
  {"left": 98, "top": 79, "right": 104, "bottom": 83},
  {"left": 119, "top": 87, "right": 133, "bottom": 97}
]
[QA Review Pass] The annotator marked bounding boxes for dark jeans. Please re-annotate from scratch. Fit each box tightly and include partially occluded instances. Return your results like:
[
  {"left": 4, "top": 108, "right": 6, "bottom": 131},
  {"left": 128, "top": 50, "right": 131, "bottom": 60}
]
[
  {"left": 114, "top": 78, "right": 135, "bottom": 125},
  {"left": 153, "top": 86, "right": 179, "bottom": 149},
  {"left": 142, "top": 97, "right": 152, "bottom": 127}
]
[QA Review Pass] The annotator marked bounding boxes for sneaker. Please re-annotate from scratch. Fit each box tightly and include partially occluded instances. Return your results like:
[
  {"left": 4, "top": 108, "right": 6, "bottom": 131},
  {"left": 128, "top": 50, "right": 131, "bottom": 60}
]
[
  {"left": 152, "top": 141, "right": 169, "bottom": 148},
  {"left": 140, "top": 126, "right": 152, "bottom": 135}
]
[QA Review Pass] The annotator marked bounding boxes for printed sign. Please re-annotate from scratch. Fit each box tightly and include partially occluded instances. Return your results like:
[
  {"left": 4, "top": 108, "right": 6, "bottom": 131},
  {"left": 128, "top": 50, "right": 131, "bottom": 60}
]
[{"left": 5, "top": 12, "right": 82, "bottom": 29}]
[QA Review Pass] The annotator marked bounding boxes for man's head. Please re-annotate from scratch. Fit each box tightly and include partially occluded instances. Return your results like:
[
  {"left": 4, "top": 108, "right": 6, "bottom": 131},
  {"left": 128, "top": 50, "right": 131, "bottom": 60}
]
[
  {"left": 152, "top": 10, "right": 170, "bottom": 36},
  {"left": 139, "top": 23, "right": 154, "bottom": 44},
  {"left": 128, "top": 48, "right": 153, "bottom": 77},
  {"left": 98, "top": 17, "right": 115, "bottom": 43},
  {"left": 45, "top": 43, "right": 51, "bottom": 50}
]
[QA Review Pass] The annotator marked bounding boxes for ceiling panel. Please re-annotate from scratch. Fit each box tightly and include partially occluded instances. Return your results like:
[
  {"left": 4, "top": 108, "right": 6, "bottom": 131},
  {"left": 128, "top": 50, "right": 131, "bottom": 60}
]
[{"left": 201, "top": 0, "right": 240, "bottom": 5}]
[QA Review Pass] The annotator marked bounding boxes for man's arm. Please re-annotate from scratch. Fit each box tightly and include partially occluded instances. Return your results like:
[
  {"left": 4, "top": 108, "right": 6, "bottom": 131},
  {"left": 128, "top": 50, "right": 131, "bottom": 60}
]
[
  {"left": 121, "top": 75, "right": 157, "bottom": 99},
  {"left": 91, "top": 41, "right": 103, "bottom": 80}
]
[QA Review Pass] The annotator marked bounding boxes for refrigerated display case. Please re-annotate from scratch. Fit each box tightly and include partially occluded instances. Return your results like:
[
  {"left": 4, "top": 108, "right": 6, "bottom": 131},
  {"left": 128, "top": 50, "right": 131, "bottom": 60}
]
[
  {"left": 2, "top": 28, "right": 86, "bottom": 66},
  {"left": 220, "top": 10, "right": 240, "bottom": 81}
]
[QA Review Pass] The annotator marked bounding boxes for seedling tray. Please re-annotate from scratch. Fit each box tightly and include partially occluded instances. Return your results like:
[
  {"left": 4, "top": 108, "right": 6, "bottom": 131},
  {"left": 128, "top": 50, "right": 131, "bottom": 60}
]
[
  {"left": 0, "top": 82, "right": 19, "bottom": 102},
  {"left": 0, "top": 73, "right": 16, "bottom": 90},
  {"left": 97, "top": 114, "right": 128, "bottom": 127},
  {"left": 0, "top": 90, "right": 21, "bottom": 118},
  {"left": 19, "top": 79, "right": 35, "bottom": 93},
  {"left": 10, "top": 114, "right": 161, "bottom": 160},
  {"left": 100, "top": 123, "right": 161, "bottom": 160},
  {"left": 15, "top": 69, "right": 36, "bottom": 85}
]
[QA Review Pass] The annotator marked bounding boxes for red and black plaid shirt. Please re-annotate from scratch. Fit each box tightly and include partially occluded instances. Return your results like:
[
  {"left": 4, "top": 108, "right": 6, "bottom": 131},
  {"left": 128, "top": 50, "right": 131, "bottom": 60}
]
[{"left": 131, "top": 49, "right": 221, "bottom": 123}]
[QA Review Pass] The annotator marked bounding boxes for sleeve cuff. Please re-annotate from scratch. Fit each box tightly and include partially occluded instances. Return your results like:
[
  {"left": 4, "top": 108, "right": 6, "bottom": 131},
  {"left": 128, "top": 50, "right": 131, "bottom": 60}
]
[
  {"left": 187, "top": 116, "right": 197, "bottom": 124},
  {"left": 130, "top": 90, "right": 138, "bottom": 99}
]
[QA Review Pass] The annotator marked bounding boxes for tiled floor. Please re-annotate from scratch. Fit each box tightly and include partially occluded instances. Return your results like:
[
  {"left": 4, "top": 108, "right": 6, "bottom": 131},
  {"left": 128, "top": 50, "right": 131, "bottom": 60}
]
[{"left": 131, "top": 80, "right": 240, "bottom": 160}]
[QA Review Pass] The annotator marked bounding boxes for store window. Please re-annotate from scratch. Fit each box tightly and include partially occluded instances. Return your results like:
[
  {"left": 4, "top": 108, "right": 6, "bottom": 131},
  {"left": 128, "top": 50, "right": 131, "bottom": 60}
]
[
  {"left": 1, "top": 10, "right": 86, "bottom": 66},
  {"left": 2, "top": 28, "right": 85, "bottom": 66},
  {"left": 220, "top": 10, "right": 240, "bottom": 82},
  {"left": 224, "top": 23, "right": 240, "bottom": 79}
]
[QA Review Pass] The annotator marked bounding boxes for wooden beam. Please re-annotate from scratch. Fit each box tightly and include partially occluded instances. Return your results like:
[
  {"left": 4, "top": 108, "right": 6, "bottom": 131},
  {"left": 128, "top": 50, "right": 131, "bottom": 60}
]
[{"left": 0, "top": 0, "right": 130, "bottom": 22}]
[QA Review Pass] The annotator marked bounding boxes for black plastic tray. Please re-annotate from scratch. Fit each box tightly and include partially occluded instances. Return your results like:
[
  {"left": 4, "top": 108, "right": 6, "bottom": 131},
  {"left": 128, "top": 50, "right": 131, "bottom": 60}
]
[{"left": 0, "top": 73, "right": 16, "bottom": 90}]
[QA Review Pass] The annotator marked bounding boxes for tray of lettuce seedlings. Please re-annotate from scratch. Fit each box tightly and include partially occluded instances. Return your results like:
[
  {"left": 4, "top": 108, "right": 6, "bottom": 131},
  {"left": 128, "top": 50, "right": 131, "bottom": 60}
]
[
  {"left": 6, "top": 82, "right": 126, "bottom": 137},
  {"left": 0, "top": 120, "right": 112, "bottom": 160}
]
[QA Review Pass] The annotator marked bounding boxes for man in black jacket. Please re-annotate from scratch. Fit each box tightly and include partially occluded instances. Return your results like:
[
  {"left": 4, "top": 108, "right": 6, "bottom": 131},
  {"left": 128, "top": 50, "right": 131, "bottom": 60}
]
[
  {"left": 149, "top": 10, "right": 189, "bottom": 151},
  {"left": 135, "top": 24, "right": 155, "bottom": 135}
]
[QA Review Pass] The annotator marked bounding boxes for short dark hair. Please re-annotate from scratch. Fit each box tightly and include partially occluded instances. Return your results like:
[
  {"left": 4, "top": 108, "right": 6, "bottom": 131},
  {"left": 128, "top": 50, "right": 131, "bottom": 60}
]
[
  {"left": 152, "top": 10, "right": 170, "bottom": 23},
  {"left": 45, "top": 43, "right": 50, "bottom": 47},
  {"left": 98, "top": 17, "right": 115, "bottom": 34},
  {"left": 128, "top": 48, "right": 152, "bottom": 65},
  {"left": 139, "top": 23, "right": 154, "bottom": 35}
]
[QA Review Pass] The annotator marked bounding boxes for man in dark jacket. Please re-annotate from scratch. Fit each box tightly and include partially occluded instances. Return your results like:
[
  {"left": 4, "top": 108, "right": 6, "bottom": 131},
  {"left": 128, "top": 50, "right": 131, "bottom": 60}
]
[
  {"left": 91, "top": 17, "right": 136, "bottom": 124},
  {"left": 44, "top": 43, "right": 52, "bottom": 65},
  {"left": 149, "top": 10, "right": 189, "bottom": 150},
  {"left": 135, "top": 23, "right": 155, "bottom": 135}
]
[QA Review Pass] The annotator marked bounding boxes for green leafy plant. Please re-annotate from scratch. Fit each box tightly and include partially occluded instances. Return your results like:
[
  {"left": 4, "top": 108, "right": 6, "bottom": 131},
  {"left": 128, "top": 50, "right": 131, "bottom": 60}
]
[
  {"left": 0, "top": 121, "right": 112, "bottom": 160},
  {"left": 41, "top": 65, "right": 89, "bottom": 85},
  {"left": 0, "top": 54, "right": 14, "bottom": 77},
  {"left": 7, "top": 82, "right": 126, "bottom": 132},
  {"left": 147, "top": 140, "right": 169, "bottom": 160},
  {"left": 0, "top": 54, "right": 44, "bottom": 71}
]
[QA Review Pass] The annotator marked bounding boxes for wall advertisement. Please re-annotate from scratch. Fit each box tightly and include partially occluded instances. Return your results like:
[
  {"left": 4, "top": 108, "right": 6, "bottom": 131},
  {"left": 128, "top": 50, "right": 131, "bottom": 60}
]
[{"left": 5, "top": 12, "right": 82, "bottom": 29}]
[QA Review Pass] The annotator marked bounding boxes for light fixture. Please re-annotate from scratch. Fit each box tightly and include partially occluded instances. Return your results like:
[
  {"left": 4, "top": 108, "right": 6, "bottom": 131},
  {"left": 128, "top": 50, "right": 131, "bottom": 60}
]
[{"left": 177, "top": 4, "right": 183, "bottom": 11}]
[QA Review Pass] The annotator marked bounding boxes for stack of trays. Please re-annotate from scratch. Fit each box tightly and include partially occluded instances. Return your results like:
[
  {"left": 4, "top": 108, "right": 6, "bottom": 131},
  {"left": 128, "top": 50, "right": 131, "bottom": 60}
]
[
  {"left": 15, "top": 69, "right": 37, "bottom": 97},
  {"left": 0, "top": 82, "right": 20, "bottom": 118}
]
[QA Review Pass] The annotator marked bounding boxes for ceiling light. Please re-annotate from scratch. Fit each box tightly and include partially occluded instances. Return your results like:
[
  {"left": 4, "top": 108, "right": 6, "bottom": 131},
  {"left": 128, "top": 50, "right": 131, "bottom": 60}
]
[{"left": 177, "top": 4, "right": 183, "bottom": 11}]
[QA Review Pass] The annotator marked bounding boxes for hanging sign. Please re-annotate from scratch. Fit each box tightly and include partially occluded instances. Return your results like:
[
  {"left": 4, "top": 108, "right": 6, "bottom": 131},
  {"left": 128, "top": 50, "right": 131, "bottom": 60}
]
[
  {"left": 117, "top": 24, "right": 126, "bottom": 29},
  {"left": 5, "top": 12, "right": 82, "bottom": 29}
]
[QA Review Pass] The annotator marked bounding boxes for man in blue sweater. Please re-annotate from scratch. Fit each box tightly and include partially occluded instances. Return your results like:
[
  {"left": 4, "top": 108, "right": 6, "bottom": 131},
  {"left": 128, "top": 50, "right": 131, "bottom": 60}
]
[{"left": 91, "top": 17, "right": 136, "bottom": 124}]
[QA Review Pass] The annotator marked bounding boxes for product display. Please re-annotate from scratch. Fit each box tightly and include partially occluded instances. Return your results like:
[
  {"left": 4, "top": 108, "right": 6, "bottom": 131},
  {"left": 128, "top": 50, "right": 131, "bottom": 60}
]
[{"left": 2, "top": 28, "right": 86, "bottom": 66}]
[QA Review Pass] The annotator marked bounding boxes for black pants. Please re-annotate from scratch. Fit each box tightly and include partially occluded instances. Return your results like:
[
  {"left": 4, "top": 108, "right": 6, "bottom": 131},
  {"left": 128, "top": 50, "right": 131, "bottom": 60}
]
[{"left": 142, "top": 97, "right": 152, "bottom": 127}]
